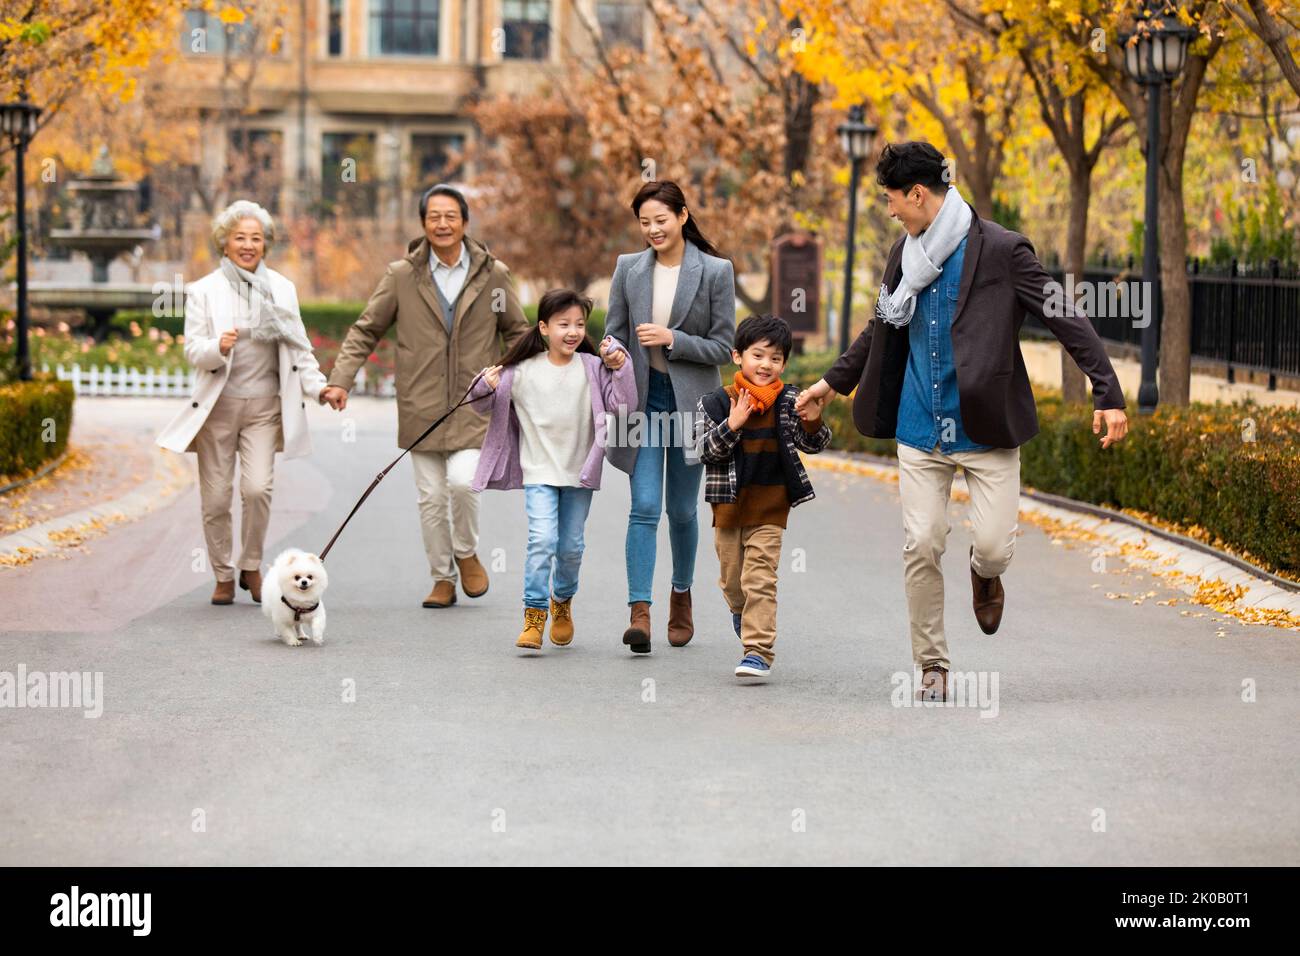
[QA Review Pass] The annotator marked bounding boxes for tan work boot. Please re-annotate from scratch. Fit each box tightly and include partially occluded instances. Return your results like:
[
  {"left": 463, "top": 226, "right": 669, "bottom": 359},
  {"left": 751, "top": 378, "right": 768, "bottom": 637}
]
[
  {"left": 211, "top": 579, "right": 235, "bottom": 605},
  {"left": 623, "top": 601, "right": 651, "bottom": 654},
  {"left": 422, "top": 580, "right": 457, "bottom": 608},
  {"left": 549, "top": 597, "right": 575, "bottom": 646},
  {"left": 667, "top": 588, "right": 694, "bottom": 647},
  {"left": 517, "top": 607, "right": 547, "bottom": 649},
  {"left": 456, "top": 554, "right": 489, "bottom": 598},
  {"left": 238, "top": 569, "right": 262, "bottom": 604}
]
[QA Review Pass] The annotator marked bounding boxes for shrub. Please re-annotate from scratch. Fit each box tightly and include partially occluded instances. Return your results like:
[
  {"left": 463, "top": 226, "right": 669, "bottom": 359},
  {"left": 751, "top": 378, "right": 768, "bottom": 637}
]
[{"left": 0, "top": 377, "right": 75, "bottom": 480}]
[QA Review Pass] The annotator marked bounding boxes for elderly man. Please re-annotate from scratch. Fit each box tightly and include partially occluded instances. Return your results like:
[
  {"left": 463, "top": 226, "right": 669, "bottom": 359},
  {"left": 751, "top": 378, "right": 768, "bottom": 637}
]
[{"left": 321, "top": 184, "right": 529, "bottom": 608}]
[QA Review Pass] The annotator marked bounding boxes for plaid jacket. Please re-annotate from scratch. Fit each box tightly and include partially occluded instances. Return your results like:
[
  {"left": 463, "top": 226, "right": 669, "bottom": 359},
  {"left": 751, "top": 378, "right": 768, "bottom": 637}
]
[{"left": 693, "top": 383, "right": 832, "bottom": 508}]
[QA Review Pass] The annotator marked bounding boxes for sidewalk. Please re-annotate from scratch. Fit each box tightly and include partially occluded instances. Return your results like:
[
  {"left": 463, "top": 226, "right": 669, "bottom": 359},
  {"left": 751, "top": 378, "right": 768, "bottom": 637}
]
[{"left": 0, "top": 399, "right": 193, "bottom": 566}]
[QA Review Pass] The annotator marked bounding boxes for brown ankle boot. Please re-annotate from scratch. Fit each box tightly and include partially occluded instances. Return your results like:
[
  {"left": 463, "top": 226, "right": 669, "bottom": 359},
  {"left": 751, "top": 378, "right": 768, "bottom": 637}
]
[
  {"left": 211, "top": 579, "right": 235, "bottom": 605},
  {"left": 456, "top": 553, "right": 489, "bottom": 598},
  {"left": 623, "top": 601, "right": 651, "bottom": 654},
  {"left": 238, "top": 569, "right": 262, "bottom": 604},
  {"left": 916, "top": 665, "right": 950, "bottom": 702},
  {"left": 422, "top": 580, "right": 457, "bottom": 608},
  {"left": 970, "top": 546, "right": 1005, "bottom": 634},
  {"left": 667, "top": 588, "right": 694, "bottom": 647}
]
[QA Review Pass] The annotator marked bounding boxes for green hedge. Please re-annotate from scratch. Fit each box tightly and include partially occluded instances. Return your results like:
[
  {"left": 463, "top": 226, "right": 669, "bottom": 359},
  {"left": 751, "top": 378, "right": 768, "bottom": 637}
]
[
  {"left": 785, "top": 367, "right": 1300, "bottom": 575},
  {"left": 0, "top": 378, "right": 75, "bottom": 480}
]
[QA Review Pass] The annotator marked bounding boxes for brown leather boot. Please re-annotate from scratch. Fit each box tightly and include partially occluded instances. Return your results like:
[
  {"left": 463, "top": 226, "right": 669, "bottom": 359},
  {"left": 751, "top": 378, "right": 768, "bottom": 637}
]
[
  {"left": 211, "top": 579, "right": 235, "bottom": 605},
  {"left": 667, "top": 588, "right": 694, "bottom": 647},
  {"left": 916, "top": 665, "right": 950, "bottom": 702},
  {"left": 238, "top": 569, "right": 263, "bottom": 604},
  {"left": 422, "top": 580, "right": 457, "bottom": 608},
  {"left": 456, "top": 554, "right": 489, "bottom": 598},
  {"left": 517, "top": 607, "right": 547, "bottom": 650},
  {"left": 970, "top": 546, "right": 1005, "bottom": 634},
  {"left": 623, "top": 601, "right": 651, "bottom": 654}
]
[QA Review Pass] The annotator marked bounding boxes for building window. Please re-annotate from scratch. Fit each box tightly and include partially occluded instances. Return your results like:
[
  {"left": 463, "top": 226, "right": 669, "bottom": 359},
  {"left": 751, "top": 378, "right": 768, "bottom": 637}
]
[
  {"left": 228, "top": 129, "right": 284, "bottom": 215},
  {"left": 327, "top": 0, "right": 344, "bottom": 56},
  {"left": 369, "top": 0, "right": 440, "bottom": 56},
  {"left": 320, "top": 131, "right": 378, "bottom": 217},
  {"left": 502, "top": 0, "right": 549, "bottom": 60},
  {"left": 182, "top": 8, "right": 258, "bottom": 55},
  {"left": 409, "top": 133, "right": 466, "bottom": 204},
  {"left": 597, "top": 1, "right": 643, "bottom": 52}
]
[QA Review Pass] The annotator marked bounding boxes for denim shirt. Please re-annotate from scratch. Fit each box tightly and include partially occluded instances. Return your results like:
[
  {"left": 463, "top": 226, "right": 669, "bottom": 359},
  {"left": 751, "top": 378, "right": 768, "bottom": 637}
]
[{"left": 894, "top": 237, "right": 990, "bottom": 454}]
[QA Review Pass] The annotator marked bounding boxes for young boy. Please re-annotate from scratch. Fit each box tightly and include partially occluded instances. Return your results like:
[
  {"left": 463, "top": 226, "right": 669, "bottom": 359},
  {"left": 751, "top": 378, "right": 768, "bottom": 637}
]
[{"left": 694, "top": 314, "right": 832, "bottom": 679}]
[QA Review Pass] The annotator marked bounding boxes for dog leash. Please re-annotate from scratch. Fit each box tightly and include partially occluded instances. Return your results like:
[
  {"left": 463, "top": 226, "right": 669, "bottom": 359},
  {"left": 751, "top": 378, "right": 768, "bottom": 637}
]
[{"left": 319, "top": 370, "right": 488, "bottom": 562}]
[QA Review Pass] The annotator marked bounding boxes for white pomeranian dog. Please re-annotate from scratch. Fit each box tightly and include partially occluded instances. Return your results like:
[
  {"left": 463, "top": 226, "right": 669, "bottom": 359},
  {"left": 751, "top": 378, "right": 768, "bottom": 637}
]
[{"left": 262, "top": 549, "right": 329, "bottom": 647}]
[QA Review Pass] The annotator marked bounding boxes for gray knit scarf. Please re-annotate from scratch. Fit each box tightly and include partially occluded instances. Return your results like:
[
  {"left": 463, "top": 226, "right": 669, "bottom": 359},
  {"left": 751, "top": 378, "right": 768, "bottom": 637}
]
[
  {"left": 875, "top": 186, "right": 973, "bottom": 329},
  {"left": 219, "top": 256, "right": 313, "bottom": 352}
]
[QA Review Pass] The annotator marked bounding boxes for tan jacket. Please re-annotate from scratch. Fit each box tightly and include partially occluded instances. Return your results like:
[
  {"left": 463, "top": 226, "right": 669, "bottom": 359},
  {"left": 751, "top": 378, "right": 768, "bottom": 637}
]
[{"left": 328, "top": 235, "right": 530, "bottom": 452}]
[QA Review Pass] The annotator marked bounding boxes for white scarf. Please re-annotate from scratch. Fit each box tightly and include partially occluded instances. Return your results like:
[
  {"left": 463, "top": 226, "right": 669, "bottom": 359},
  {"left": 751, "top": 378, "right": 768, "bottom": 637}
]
[
  {"left": 219, "top": 256, "right": 313, "bottom": 352},
  {"left": 875, "top": 186, "right": 973, "bottom": 328}
]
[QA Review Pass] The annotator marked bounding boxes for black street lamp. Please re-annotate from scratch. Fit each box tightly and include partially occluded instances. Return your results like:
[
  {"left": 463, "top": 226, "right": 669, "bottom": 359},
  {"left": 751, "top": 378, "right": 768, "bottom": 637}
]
[
  {"left": 836, "top": 104, "right": 876, "bottom": 355},
  {"left": 1, "top": 91, "right": 42, "bottom": 382},
  {"left": 1121, "top": 5, "right": 1193, "bottom": 414}
]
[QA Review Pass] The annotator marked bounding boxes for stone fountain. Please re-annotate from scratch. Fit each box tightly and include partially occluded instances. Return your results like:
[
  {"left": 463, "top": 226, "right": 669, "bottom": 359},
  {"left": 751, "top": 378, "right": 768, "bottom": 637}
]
[{"left": 29, "top": 145, "right": 160, "bottom": 341}]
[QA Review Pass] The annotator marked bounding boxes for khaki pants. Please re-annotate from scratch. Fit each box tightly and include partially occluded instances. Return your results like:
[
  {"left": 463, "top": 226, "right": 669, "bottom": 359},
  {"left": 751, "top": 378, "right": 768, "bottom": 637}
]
[
  {"left": 411, "top": 448, "right": 481, "bottom": 583},
  {"left": 193, "top": 392, "right": 281, "bottom": 581},
  {"left": 714, "top": 524, "right": 784, "bottom": 665},
  {"left": 896, "top": 443, "right": 1020, "bottom": 671}
]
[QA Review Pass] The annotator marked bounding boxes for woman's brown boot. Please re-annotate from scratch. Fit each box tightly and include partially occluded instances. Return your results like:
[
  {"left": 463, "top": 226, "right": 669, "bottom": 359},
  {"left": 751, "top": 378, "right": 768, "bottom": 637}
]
[
  {"left": 211, "top": 579, "right": 235, "bottom": 605},
  {"left": 623, "top": 601, "right": 651, "bottom": 654},
  {"left": 667, "top": 588, "right": 694, "bottom": 647}
]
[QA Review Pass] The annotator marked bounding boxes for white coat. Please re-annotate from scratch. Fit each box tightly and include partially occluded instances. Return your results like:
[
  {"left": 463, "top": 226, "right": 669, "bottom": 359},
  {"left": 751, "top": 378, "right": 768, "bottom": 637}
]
[{"left": 155, "top": 266, "right": 328, "bottom": 460}]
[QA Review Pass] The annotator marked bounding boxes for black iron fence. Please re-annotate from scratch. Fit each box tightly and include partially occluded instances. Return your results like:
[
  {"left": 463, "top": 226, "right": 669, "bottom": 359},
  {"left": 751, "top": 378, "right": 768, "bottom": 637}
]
[{"left": 1032, "top": 257, "right": 1300, "bottom": 385}]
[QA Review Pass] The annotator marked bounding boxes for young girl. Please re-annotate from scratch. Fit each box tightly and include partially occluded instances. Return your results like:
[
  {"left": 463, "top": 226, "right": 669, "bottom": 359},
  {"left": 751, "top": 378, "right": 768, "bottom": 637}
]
[{"left": 469, "top": 288, "right": 637, "bottom": 650}]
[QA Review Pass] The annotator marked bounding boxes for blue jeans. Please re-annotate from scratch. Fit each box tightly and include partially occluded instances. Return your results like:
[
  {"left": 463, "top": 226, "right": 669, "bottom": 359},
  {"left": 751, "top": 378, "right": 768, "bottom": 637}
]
[
  {"left": 523, "top": 484, "right": 594, "bottom": 610},
  {"left": 626, "top": 368, "right": 702, "bottom": 605}
]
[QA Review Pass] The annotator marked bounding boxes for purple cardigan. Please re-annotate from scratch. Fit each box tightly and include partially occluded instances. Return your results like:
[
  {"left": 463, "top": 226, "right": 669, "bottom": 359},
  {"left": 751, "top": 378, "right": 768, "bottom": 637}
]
[{"left": 468, "top": 346, "right": 637, "bottom": 492}]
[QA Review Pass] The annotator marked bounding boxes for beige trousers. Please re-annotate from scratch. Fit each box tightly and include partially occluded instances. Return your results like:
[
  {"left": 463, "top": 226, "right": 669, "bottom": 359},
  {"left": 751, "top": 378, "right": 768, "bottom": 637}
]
[
  {"left": 410, "top": 448, "right": 481, "bottom": 583},
  {"left": 714, "top": 524, "right": 784, "bottom": 665},
  {"left": 896, "top": 442, "right": 1021, "bottom": 671},
  {"left": 193, "top": 392, "right": 281, "bottom": 581}
]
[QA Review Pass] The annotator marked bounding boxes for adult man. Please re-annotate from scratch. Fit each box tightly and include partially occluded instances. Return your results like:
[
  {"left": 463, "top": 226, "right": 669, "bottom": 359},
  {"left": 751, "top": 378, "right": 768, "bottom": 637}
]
[
  {"left": 797, "top": 142, "right": 1129, "bottom": 701},
  {"left": 322, "top": 184, "right": 529, "bottom": 608}
]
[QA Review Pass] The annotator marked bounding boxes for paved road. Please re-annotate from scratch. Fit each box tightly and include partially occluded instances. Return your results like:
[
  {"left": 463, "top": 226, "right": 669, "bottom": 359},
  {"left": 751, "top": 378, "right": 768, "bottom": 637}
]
[{"left": 1, "top": 397, "right": 1297, "bottom": 865}]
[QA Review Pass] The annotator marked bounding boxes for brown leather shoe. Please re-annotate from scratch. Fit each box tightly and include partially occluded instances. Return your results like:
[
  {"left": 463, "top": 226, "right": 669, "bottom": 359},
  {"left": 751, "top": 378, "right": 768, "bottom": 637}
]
[
  {"left": 916, "top": 665, "right": 950, "bottom": 702},
  {"left": 422, "top": 580, "right": 457, "bottom": 608},
  {"left": 211, "top": 579, "right": 235, "bottom": 605},
  {"left": 667, "top": 588, "right": 694, "bottom": 647},
  {"left": 238, "top": 569, "right": 262, "bottom": 604},
  {"left": 456, "top": 554, "right": 489, "bottom": 598},
  {"left": 623, "top": 601, "right": 651, "bottom": 654},
  {"left": 970, "top": 546, "right": 1004, "bottom": 634}
]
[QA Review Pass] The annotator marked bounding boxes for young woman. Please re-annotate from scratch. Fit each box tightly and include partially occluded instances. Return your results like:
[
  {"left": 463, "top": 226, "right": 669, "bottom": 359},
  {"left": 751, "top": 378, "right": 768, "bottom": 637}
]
[
  {"left": 469, "top": 289, "right": 636, "bottom": 651},
  {"left": 603, "top": 180, "right": 737, "bottom": 654}
]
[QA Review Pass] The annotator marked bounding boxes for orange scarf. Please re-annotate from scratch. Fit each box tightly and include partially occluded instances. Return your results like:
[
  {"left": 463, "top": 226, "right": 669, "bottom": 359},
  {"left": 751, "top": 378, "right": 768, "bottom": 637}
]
[{"left": 733, "top": 370, "right": 784, "bottom": 414}]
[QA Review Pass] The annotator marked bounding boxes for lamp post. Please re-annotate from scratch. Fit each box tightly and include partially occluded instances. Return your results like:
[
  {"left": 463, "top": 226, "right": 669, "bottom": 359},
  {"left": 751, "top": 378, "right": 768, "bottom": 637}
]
[
  {"left": 1121, "top": 5, "right": 1193, "bottom": 414},
  {"left": 1, "top": 92, "right": 42, "bottom": 382},
  {"left": 836, "top": 104, "right": 877, "bottom": 355}
]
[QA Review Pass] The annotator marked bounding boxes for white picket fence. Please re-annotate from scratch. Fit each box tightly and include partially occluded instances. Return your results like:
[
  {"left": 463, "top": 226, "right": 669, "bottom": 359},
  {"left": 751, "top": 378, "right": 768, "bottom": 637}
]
[{"left": 41, "top": 363, "right": 397, "bottom": 398}]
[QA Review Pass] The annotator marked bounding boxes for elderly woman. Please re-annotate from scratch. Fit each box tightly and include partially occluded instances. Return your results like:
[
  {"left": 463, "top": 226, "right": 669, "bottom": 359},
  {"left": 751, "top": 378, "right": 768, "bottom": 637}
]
[{"left": 157, "top": 200, "right": 342, "bottom": 605}]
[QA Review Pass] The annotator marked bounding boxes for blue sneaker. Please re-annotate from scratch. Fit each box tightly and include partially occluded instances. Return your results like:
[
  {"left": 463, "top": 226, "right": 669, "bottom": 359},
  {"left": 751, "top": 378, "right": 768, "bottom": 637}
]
[
  {"left": 731, "top": 612, "right": 742, "bottom": 638},
  {"left": 734, "top": 654, "right": 771, "bottom": 679}
]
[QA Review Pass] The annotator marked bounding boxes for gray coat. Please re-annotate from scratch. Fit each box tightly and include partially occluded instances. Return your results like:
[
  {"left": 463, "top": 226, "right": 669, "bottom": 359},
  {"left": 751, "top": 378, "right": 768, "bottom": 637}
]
[{"left": 603, "top": 239, "right": 736, "bottom": 472}]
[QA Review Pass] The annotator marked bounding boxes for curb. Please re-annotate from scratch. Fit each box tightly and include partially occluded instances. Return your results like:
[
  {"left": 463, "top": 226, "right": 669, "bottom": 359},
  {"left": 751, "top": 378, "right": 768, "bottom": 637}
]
[
  {"left": 805, "top": 451, "right": 1300, "bottom": 622},
  {"left": 0, "top": 445, "right": 193, "bottom": 563}
]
